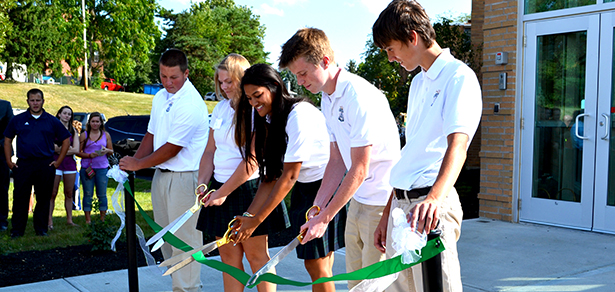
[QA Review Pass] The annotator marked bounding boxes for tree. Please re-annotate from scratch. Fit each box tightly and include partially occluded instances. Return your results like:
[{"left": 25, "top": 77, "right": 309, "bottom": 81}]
[
  {"left": 158, "top": 0, "right": 268, "bottom": 95},
  {"left": 433, "top": 15, "right": 481, "bottom": 75},
  {"left": 279, "top": 69, "right": 321, "bottom": 106},
  {"left": 0, "top": 1, "right": 72, "bottom": 80},
  {"left": 0, "top": 0, "right": 15, "bottom": 55},
  {"left": 80, "top": 0, "right": 160, "bottom": 88},
  {"left": 348, "top": 15, "right": 481, "bottom": 117},
  {"left": 348, "top": 39, "right": 416, "bottom": 117}
]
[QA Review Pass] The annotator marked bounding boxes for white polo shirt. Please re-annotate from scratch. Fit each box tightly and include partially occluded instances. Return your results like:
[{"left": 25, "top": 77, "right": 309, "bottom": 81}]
[
  {"left": 283, "top": 102, "right": 329, "bottom": 183},
  {"left": 321, "top": 69, "right": 400, "bottom": 206},
  {"left": 210, "top": 99, "right": 259, "bottom": 182},
  {"left": 390, "top": 49, "right": 482, "bottom": 190},
  {"left": 147, "top": 79, "right": 209, "bottom": 172}
]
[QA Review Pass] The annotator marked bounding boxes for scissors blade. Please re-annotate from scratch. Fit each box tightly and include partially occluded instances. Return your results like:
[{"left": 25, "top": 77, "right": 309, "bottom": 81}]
[
  {"left": 159, "top": 239, "right": 219, "bottom": 268},
  {"left": 162, "top": 240, "right": 222, "bottom": 276},
  {"left": 146, "top": 213, "right": 186, "bottom": 246},
  {"left": 146, "top": 210, "right": 192, "bottom": 246},
  {"left": 150, "top": 211, "right": 194, "bottom": 252},
  {"left": 247, "top": 236, "right": 301, "bottom": 286}
]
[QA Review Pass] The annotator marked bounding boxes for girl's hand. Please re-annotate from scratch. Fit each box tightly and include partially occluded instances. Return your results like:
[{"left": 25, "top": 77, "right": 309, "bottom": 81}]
[{"left": 202, "top": 190, "right": 227, "bottom": 207}]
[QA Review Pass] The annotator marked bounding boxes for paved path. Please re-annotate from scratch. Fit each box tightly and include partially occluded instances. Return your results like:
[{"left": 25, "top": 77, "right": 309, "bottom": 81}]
[{"left": 2, "top": 219, "right": 614, "bottom": 291}]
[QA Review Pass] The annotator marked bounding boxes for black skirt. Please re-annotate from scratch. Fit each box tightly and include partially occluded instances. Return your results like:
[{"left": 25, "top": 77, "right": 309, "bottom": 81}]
[
  {"left": 196, "top": 177, "right": 290, "bottom": 238},
  {"left": 290, "top": 179, "right": 346, "bottom": 260}
]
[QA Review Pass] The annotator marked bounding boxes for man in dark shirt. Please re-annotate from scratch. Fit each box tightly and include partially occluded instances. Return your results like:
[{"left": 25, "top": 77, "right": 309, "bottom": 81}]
[
  {"left": 0, "top": 99, "right": 13, "bottom": 231},
  {"left": 4, "top": 89, "right": 70, "bottom": 237}
]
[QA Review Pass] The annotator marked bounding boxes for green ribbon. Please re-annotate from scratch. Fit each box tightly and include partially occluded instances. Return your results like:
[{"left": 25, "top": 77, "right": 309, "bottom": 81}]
[
  {"left": 192, "top": 237, "right": 444, "bottom": 288},
  {"left": 123, "top": 180, "right": 445, "bottom": 287},
  {"left": 122, "top": 181, "right": 192, "bottom": 252}
]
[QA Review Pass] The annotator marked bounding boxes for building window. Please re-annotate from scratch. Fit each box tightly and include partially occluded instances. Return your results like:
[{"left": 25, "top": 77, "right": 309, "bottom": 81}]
[{"left": 525, "top": 0, "right": 595, "bottom": 14}]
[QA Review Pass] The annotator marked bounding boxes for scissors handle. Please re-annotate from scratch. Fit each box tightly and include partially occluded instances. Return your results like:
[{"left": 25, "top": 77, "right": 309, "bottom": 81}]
[
  {"left": 218, "top": 218, "right": 236, "bottom": 246},
  {"left": 195, "top": 183, "right": 207, "bottom": 196},
  {"left": 305, "top": 205, "right": 321, "bottom": 222},
  {"left": 298, "top": 206, "right": 321, "bottom": 241}
]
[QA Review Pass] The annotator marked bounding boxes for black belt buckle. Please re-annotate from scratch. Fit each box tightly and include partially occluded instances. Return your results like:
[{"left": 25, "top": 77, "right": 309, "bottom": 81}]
[{"left": 395, "top": 186, "right": 432, "bottom": 200}]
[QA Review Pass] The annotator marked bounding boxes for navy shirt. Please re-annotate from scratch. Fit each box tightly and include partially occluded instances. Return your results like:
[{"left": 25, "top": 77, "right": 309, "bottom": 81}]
[{"left": 4, "top": 109, "right": 70, "bottom": 159}]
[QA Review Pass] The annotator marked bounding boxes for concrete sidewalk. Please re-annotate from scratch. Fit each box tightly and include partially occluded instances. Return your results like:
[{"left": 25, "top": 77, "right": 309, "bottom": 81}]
[{"left": 2, "top": 219, "right": 614, "bottom": 291}]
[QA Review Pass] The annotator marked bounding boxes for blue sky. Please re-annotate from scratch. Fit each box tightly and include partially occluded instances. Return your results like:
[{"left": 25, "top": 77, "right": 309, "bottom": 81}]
[{"left": 157, "top": 0, "right": 472, "bottom": 68}]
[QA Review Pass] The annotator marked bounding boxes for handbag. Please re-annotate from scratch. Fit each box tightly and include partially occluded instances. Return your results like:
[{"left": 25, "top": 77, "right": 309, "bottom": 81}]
[{"left": 85, "top": 165, "right": 96, "bottom": 179}]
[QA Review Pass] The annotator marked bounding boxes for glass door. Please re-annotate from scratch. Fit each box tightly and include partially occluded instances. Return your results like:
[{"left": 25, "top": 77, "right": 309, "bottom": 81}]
[
  {"left": 520, "top": 15, "right": 600, "bottom": 229},
  {"left": 594, "top": 12, "right": 615, "bottom": 234}
]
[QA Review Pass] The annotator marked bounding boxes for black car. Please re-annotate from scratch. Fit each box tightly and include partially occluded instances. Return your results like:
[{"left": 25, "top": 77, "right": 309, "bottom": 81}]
[{"left": 105, "top": 115, "right": 150, "bottom": 165}]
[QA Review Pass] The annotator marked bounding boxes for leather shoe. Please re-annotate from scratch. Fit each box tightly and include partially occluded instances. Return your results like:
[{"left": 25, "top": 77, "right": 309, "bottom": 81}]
[
  {"left": 35, "top": 231, "right": 48, "bottom": 236},
  {"left": 10, "top": 232, "right": 22, "bottom": 239}
]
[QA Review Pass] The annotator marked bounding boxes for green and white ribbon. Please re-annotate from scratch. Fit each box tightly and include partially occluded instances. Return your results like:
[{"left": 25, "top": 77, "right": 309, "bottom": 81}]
[
  {"left": 107, "top": 166, "right": 157, "bottom": 271},
  {"left": 124, "top": 182, "right": 445, "bottom": 287}
]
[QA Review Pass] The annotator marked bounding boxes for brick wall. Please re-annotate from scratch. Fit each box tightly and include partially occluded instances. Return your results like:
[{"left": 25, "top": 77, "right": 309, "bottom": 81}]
[
  {"left": 478, "top": 0, "right": 518, "bottom": 221},
  {"left": 466, "top": 0, "right": 486, "bottom": 169}
]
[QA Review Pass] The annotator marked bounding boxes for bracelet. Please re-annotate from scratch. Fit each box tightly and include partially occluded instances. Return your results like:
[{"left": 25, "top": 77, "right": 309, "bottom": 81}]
[{"left": 242, "top": 211, "right": 254, "bottom": 218}]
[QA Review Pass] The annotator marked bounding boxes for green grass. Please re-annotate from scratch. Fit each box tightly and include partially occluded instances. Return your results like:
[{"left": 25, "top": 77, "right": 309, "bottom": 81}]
[
  {"left": 0, "top": 81, "right": 217, "bottom": 255},
  {"left": 0, "top": 81, "right": 217, "bottom": 117},
  {"left": 0, "top": 177, "right": 156, "bottom": 255}
]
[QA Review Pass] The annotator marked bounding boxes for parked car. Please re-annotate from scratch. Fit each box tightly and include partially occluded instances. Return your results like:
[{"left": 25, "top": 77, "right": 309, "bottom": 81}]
[
  {"left": 204, "top": 92, "right": 217, "bottom": 101},
  {"left": 104, "top": 115, "right": 150, "bottom": 165},
  {"left": 73, "top": 112, "right": 106, "bottom": 132},
  {"left": 101, "top": 78, "right": 124, "bottom": 91}
]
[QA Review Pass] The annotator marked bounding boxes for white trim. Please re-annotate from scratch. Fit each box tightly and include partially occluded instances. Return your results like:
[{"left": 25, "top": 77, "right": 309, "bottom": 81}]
[
  {"left": 523, "top": 1, "right": 615, "bottom": 22},
  {"left": 512, "top": 0, "right": 525, "bottom": 223}
]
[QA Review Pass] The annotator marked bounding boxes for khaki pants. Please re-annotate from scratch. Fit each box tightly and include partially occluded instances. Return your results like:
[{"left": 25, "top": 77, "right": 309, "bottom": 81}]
[
  {"left": 346, "top": 198, "right": 387, "bottom": 289},
  {"left": 152, "top": 170, "right": 202, "bottom": 292},
  {"left": 385, "top": 188, "right": 463, "bottom": 292}
]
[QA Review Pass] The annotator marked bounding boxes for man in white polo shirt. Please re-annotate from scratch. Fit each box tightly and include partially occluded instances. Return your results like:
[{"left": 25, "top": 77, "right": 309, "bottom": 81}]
[
  {"left": 371, "top": 1, "right": 482, "bottom": 292},
  {"left": 279, "top": 28, "right": 401, "bottom": 290},
  {"left": 120, "top": 49, "right": 208, "bottom": 292}
]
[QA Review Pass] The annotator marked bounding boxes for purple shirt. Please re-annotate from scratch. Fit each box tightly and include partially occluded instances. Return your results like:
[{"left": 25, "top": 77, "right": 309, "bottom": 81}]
[
  {"left": 54, "top": 134, "right": 77, "bottom": 171},
  {"left": 82, "top": 131, "right": 109, "bottom": 169}
]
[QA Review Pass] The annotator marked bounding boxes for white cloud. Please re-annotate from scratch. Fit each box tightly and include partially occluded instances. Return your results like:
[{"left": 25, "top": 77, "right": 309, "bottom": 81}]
[
  {"left": 273, "top": 0, "right": 308, "bottom": 5},
  {"left": 361, "top": 0, "right": 389, "bottom": 15},
  {"left": 257, "top": 3, "right": 285, "bottom": 16}
]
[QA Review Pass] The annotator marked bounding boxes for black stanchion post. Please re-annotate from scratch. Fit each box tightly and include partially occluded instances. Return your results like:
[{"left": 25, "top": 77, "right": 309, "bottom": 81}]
[
  {"left": 422, "top": 230, "right": 443, "bottom": 292},
  {"left": 127, "top": 171, "right": 139, "bottom": 291}
]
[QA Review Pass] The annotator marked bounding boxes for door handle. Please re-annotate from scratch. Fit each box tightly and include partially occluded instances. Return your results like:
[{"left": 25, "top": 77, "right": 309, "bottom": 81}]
[
  {"left": 601, "top": 113, "right": 610, "bottom": 140},
  {"left": 575, "top": 113, "right": 590, "bottom": 140}
]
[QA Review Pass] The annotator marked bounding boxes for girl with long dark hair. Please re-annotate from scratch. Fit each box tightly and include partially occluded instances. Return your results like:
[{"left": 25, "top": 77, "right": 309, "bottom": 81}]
[
  {"left": 49, "top": 106, "right": 80, "bottom": 228},
  {"left": 196, "top": 54, "right": 288, "bottom": 292},
  {"left": 233, "top": 64, "right": 345, "bottom": 292}
]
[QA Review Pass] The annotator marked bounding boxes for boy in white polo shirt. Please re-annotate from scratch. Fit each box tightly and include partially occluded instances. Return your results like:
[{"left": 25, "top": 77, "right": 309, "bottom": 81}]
[
  {"left": 120, "top": 49, "right": 208, "bottom": 292},
  {"left": 279, "top": 28, "right": 401, "bottom": 289},
  {"left": 371, "top": 1, "right": 482, "bottom": 292}
]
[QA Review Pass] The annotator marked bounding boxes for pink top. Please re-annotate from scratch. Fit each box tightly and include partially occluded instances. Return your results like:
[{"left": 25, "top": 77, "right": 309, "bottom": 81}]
[{"left": 82, "top": 131, "right": 109, "bottom": 169}]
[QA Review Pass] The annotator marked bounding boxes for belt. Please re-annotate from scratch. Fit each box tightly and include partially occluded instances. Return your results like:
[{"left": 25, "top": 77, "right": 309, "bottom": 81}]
[
  {"left": 158, "top": 168, "right": 173, "bottom": 173},
  {"left": 394, "top": 186, "right": 432, "bottom": 200}
]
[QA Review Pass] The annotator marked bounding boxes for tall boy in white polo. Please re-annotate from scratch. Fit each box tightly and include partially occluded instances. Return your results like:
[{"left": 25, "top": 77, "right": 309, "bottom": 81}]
[
  {"left": 372, "top": 2, "right": 482, "bottom": 291},
  {"left": 281, "top": 28, "right": 400, "bottom": 290}
]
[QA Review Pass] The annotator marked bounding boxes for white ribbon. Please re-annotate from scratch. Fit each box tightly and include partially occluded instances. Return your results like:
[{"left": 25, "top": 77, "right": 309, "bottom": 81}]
[
  {"left": 350, "top": 207, "right": 427, "bottom": 292},
  {"left": 107, "top": 165, "right": 159, "bottom": 272}
]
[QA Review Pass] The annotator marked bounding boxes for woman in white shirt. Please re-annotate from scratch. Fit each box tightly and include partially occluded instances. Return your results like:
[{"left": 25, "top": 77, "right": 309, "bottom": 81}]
[
  {"left": 196, "top": 54, "right": 288, "bottom": 292},
  {"left": 233, "top": 64, "right": 345, "bottom": 292}
]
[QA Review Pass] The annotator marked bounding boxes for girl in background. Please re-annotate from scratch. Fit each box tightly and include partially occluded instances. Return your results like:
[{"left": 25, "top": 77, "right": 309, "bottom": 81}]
[
  {"left": 49, "top": 106, "right": 80, "bottom": 229},
  {"left": 78, "top": 112, "right": 113, "bottom": 224}
]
